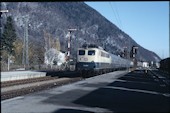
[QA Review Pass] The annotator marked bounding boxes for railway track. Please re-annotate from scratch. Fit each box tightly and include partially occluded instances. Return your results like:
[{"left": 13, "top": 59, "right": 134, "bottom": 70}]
[
  {"left": 1, "top": 77, "right": 82, "bottom": 100},
  {"left": 148, "top": 69, "right": 170, "bottom": 86},
  {"left": 1, "top": 70, "right": 129, "bottom": 101},
  {"left": 1, "top": 76, "right": 58, "bottom": 88}
]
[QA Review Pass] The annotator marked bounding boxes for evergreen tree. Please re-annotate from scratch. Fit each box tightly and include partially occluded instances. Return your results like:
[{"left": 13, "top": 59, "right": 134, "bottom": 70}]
[{"left": 1, "top": 16, "right": 17, "bottom": 55}]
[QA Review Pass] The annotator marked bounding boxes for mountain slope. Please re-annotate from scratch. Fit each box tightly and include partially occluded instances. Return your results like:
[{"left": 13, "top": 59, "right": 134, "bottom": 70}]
[{"left": 1, "top": 2, "right": 161, "bottom": 63}]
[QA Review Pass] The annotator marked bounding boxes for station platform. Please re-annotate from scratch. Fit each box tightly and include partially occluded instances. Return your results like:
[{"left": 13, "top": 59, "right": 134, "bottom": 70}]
[
  {"left": 1, "top": 71, "right": 46, "bottom": 82},
  {"left": 1, "top": 70, "right": 170, "bottom": 112}
]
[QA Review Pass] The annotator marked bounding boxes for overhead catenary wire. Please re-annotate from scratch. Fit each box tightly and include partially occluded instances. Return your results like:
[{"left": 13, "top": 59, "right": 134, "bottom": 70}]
[
  {"left": 109, "top": 2, "right": 130, "bottom": 59},
  {"left": 109, "top": 2, "right": 123, "bottom": 30},
  {"left": 113, "top": 2, "right": 123, "bottom": 30}
]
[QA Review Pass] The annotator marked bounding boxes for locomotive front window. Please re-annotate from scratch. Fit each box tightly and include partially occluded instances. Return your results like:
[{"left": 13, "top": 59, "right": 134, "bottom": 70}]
[
  {"left": 79, "top": 50, "right": 85, "bottom": 55},
  {"left": 88, "top": 50, "right": 95, "bottom": 55}
]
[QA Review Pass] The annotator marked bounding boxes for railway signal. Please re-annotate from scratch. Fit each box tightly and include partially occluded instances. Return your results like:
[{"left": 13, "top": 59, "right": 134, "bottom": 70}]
[
  {"left": 66, "top": 28, "right": 77, "bottom": 70},
  {"left": 67, "top": 29, "right": 77, "bottom": 61},
  {"left": 130, "top": 46, "right": 138, "bottom": 58},
  {"left": 130, "top": 46, "right": 138, "bottom": 69}
]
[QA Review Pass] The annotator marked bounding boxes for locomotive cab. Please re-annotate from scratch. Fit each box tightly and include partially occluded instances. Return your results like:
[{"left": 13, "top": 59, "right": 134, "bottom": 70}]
[{"left": 76, "top": 48, "right": 98, "bottom": 71}]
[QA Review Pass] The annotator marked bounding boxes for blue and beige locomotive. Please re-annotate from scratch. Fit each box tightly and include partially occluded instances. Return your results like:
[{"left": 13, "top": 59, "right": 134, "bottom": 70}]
[{"left": 76, "top": 44, "right": 133, "bottom": 76}]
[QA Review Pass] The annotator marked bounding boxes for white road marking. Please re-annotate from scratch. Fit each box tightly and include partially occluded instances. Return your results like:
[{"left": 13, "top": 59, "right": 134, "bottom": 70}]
[
  {"left": 104, "top": 86, "right": 170, "bottom": 97},
  {"left": 1, "top": 96, "right": 24, "bottom": 104}
]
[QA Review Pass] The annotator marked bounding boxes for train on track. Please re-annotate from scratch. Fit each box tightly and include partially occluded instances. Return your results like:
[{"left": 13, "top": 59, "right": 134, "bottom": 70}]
[{"left": 76, "top": 44, "right": 133, "bottom": 77}]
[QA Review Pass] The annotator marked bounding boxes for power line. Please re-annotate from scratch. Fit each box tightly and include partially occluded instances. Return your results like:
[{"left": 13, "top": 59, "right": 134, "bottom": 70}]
[
  {"left": 109, "top": 2, "right": 130, "bottom": 59},
  {"left": 113, "top": 2, "right": 123, "bottom": 30},
  {"left": 109, "top": 2, "right": 122, "bottom": 30}
]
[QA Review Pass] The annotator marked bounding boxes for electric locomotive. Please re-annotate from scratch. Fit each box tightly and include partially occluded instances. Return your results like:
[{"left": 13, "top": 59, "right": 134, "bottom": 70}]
[{"left": 76, "top": 44, "right": 132, "bottom": 77}]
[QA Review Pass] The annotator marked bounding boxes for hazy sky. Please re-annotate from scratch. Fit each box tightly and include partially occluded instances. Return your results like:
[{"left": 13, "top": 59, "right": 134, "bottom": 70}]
[{"left": 85, "top": 1, "right": 169, "bottom": 59}]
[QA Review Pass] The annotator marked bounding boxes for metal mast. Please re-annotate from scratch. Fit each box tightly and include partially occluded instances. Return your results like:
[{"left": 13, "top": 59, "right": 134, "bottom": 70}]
[{"left": 22, "top": 15, "right": 29, "bottom": 69}]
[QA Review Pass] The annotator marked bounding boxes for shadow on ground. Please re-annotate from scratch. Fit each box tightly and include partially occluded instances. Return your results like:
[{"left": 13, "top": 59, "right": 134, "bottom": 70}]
[
  {"left": 41, "top": 70, "right": 80, "bottom": 78},
  {"left": 73, "top": 70, "right": 170, "bottom": 112},
  {"left": 42, "top": 70, "right": 170, "bottom": 112},
  {"left": 52, "top": 108, "right": 93, "bottom": 113}
]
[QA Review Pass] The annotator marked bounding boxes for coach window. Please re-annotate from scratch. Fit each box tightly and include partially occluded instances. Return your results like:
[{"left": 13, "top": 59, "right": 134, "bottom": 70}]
[
  {"left": 88, "top": 50, "right": 95, "bottom": 55},
  {"left": 106, "top": 54, "right": 110, "bottom": 58},
  {"left": 101, "top": 52, "right": 104, "bottom": 57},
  {"left": 79, "top": 50, "right": 85, "bottom": 55}
]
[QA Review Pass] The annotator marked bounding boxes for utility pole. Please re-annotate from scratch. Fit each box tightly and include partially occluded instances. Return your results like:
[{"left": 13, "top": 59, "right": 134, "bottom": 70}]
[
  {"left": 22, "top": 15, "right": 29, "bottom": 69},
  {"left": 0, "top": 10, "right": 9, "bottom": 47},
  {"left": 0, "top": 10, "right": 8, "bottom": 17}
]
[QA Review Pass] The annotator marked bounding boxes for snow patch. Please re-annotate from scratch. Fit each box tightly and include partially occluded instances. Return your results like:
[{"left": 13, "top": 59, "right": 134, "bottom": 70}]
[
  {"left": 37, "top": 22, "right": 43, "bottom": 29},
  {"left": 118, "top": 34, "right": 125, "bottom": 40},
  {"left": 44, "top": 48, "right": 66, "bottom": 66},
  {"left": 86, "top": 24, "right": 99, "bottom": 34}
]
